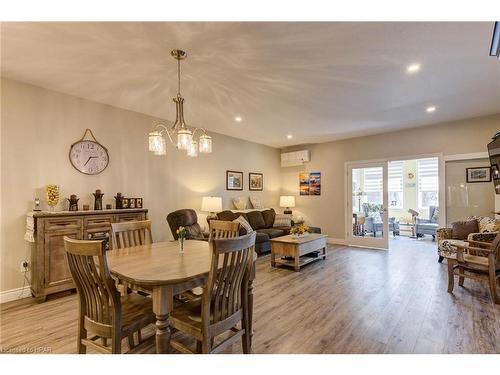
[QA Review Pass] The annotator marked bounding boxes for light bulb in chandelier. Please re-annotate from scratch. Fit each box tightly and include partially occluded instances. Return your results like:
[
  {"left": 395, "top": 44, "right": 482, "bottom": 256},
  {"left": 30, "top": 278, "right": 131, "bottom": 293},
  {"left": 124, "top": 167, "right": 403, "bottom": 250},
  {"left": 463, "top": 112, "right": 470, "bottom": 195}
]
[
  {"left": 187, "top": 140, "right": 198, "bottom": 157},
  {"left": 199, "top": 134, "right": 212, "bottom": 153}
]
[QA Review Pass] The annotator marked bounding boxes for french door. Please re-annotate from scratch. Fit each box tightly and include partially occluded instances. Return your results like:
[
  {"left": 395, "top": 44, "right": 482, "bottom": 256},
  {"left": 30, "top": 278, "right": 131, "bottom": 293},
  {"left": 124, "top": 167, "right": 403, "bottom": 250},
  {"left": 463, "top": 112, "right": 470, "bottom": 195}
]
[{"left": 347, "top": 161, "right": 389, "bottom": 249}]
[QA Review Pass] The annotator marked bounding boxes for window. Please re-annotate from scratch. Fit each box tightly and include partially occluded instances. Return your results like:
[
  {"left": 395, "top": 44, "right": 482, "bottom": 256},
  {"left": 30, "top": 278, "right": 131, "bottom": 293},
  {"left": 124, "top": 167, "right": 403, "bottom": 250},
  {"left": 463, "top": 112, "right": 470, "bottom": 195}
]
[
  {"left": 388, "top": 161, "right": 404, "bottom": 208},
  {"left": 417, "top": 158, "right": 439, "bottom": 209},
  {"left": 363, "top": 167, "right": 383, "bottom": 205}
]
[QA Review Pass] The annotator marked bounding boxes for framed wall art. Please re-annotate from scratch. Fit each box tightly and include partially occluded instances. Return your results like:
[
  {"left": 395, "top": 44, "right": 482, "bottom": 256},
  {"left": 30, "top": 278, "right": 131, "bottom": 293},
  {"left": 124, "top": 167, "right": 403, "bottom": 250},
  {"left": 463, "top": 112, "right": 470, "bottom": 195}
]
[
  {"left": 466, "top": 167, "right": 491, "bottom": 183},
  {"left": 249, "top": 172, "right": 263, "bottom": 191},
  {"left": 299, "top": 172, "right": 321, "bottom": 195},
  {"left": 226, "top": 170, "right": 243, "bottom": 191}
]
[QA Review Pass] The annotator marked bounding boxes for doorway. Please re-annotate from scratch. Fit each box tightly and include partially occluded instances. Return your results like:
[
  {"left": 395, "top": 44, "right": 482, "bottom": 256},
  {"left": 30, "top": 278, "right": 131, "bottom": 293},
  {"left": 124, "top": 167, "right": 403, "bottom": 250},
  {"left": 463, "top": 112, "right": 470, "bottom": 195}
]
[{"left": 346, "top": 155, "right": 444, "bottom": 250}]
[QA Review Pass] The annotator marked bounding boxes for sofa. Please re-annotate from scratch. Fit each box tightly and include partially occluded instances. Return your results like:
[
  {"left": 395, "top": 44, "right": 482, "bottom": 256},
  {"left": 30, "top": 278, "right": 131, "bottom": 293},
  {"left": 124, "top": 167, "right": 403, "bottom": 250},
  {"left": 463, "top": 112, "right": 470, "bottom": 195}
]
[
  {"left": 216, "top": 208, "right": 321, "bottom": 254},
  {"left": 361, "top": 203, "right": 400, "bottom": 237},
  {"left": 416, "top": 205, "right": 439, "bottom": 240}
]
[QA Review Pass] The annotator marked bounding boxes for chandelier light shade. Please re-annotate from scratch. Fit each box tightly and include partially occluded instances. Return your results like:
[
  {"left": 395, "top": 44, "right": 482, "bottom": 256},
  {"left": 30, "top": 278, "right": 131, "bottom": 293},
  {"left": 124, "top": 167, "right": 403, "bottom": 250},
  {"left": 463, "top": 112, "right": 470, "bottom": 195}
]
[
  {"left": 187, "top": 140, "right": 198, "bottom": 157},
  {"left": 199, "top": 134, "right": 212, "bottom": 153},
  {"left": 147, "top": 49, "right": 213, "bottom": 157},
  {"left": 149, "top": 131, "right": 166, "bottom": 155}
]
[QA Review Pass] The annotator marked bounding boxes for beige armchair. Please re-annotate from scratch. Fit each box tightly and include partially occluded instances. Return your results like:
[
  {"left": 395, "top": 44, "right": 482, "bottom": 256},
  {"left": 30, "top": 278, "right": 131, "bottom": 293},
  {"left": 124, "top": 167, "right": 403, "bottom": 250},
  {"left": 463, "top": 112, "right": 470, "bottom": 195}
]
[{"left": 447, "top": 233, "right": 500, "bottom": 304}]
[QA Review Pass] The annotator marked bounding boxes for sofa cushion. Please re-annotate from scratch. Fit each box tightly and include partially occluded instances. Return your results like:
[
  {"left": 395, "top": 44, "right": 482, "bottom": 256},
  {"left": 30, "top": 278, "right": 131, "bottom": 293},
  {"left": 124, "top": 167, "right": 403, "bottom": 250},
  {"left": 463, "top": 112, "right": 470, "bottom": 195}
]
[
  {"left": 261, "top": 208, "right": 276, "bottom": 228},
  {"left": 451, "top": 220, "right": 479, "bottom": 240},
  {"left": 246, "top": 210, "right": 266, "bottom": 230},
  {"left": 255, "top": 232, "right": 270, "bottom": 244},
  {"left": 273, "top": 226, "right": 291, "bottom": 235},
  {"left": 216, "top": 210, "right": 237, "bottom": 222},
  {"left": 256, "top": 228, "right": 285, "bottom": 238}
]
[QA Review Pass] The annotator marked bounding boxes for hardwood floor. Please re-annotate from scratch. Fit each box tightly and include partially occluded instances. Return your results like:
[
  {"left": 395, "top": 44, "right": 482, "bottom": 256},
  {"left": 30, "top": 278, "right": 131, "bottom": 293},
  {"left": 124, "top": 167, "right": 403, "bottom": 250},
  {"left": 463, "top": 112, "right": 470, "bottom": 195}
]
[{"left": 1, "top": 236, "right": 499, "bottom": 354}]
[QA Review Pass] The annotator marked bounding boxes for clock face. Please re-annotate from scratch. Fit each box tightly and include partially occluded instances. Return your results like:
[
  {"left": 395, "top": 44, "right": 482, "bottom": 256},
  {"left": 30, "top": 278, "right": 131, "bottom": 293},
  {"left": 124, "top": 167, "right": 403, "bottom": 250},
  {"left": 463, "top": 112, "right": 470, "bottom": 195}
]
[{"left": 69, "top": 140, "right": 109, "bottom": 175}]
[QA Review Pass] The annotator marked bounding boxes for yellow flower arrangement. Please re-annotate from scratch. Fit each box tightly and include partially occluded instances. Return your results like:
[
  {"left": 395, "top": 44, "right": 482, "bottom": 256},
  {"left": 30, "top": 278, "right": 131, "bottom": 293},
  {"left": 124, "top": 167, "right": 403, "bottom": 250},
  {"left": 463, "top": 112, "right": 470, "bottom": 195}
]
[{"left": 290, "top": 224, "right": 310, "bottom": 236}]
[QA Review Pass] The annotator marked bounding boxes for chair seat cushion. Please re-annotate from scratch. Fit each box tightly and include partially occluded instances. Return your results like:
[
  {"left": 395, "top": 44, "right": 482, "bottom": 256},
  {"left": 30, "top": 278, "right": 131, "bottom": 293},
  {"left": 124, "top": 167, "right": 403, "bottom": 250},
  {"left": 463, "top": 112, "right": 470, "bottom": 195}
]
[
  {"left": 256, "top": 228, "right": 285, "bottom": 238},
  {"left": 120, "top": 293, "right": 155, "bottom": 335},
  {"left": 438, "top": 239, "right": 467, "bottom": 259}
]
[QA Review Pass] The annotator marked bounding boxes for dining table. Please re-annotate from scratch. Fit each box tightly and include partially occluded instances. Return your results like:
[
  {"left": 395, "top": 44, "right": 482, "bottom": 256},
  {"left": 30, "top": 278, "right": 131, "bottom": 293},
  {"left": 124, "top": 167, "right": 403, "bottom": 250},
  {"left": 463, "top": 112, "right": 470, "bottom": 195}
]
[{"left": 107, "top": 239, "right": 256, "bottom": 354}]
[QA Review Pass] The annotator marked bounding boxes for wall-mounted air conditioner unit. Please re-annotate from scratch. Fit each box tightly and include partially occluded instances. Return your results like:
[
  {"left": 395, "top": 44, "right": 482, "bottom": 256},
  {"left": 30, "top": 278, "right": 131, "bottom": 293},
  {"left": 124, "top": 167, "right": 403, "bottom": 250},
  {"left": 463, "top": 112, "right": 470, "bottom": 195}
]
[{"left": 281, "top": 150, "right": 310, "bottom": 167}]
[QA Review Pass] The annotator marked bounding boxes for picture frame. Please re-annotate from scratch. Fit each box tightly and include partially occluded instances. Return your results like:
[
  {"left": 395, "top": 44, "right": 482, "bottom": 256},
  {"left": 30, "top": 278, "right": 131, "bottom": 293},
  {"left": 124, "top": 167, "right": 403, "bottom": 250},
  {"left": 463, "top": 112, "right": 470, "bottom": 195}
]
[
  {"left": 300, "top": 172, "right": 321, "bottom": 195},
  {"left": 136, "top": 198, "right": 143, "bottom": 208},
  {"left": 129, "top": 198, "right": 136, "bottom": 209},
  {"left": 466, "top": 167, "right": 491, "bottom": 183},
  {"left": 122, "top": 198, "right": 129, "bottom": 209},
  {"left": 249, "top": 172, "right": 263, "bottom": 191},
  {"left": 226, "top": 170, "right": 243, "bottom": 191}
]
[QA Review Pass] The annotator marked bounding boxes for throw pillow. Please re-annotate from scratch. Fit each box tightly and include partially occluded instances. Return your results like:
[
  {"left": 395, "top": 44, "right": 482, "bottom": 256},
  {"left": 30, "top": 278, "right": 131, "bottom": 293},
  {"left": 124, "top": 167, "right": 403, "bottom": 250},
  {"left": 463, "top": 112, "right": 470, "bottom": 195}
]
[
  {"left": 233, "top": 215, "right": 253, "bottom": 235},
  {"left": 451, "top": 220, "right": 479, "bottom": 240},
  {"left": 249, "top": 197, "right": 263, "bottom": 209},
  {"left": 232, "top": 197, "right": 247, "bottom": 210},
  {"left": 467, "top": 216, "right": 500, "bottom": 233},
  {"left": 273, "top": 213, "right": 292, "bottom": 228}
]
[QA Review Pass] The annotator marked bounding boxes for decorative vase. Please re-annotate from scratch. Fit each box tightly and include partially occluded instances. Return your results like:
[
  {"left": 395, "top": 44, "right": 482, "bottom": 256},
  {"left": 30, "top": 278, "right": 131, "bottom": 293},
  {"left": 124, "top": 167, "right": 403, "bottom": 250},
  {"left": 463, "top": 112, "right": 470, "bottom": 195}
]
[
  {"left": 45, "top": 184, "right": 60, "bottom": 211},
  {"left": 93, "top": 189, "right": 104, "bottom": 210},
  {"left": 67, "top": 194, "right": 79, "bottom": 211},
  {"left": 292, "top": 232, "right": 309, "bottom": 239},
  {"left": 179, "top": 238, "right": 185, "bottom": 254},
  {"left": 114, "top": 192, "right": 123, "bottom": 209}
]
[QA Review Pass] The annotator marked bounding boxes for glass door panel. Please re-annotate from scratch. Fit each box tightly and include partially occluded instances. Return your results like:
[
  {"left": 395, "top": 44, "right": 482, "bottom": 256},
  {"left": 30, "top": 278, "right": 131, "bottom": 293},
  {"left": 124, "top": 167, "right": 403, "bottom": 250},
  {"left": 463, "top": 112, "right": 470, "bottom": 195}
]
[{"left": 348, "top": 162, "right": 388, "bottom": 249}]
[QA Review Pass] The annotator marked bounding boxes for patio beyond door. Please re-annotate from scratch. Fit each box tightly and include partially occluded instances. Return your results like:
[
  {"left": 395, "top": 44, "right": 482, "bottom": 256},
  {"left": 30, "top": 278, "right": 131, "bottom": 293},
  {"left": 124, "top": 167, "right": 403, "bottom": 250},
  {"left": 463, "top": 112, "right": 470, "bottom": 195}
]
[{"left": 347, "top": 162, "right": 389, "bottom": 249}]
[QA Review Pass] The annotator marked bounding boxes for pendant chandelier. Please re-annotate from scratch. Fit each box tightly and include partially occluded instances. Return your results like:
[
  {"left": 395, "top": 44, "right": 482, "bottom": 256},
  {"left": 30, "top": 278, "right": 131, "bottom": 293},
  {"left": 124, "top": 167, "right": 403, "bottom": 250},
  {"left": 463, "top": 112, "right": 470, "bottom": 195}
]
[{"left": 148, "top": 49, "right": 212, "bottom": 157}]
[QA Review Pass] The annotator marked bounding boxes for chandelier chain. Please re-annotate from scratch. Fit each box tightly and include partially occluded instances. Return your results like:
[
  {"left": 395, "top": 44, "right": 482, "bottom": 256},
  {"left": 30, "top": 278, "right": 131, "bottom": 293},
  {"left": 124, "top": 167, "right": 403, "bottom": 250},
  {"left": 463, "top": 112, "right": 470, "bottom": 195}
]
[{"left": 177, "top": 58, "right": 181, "bottom": 96}]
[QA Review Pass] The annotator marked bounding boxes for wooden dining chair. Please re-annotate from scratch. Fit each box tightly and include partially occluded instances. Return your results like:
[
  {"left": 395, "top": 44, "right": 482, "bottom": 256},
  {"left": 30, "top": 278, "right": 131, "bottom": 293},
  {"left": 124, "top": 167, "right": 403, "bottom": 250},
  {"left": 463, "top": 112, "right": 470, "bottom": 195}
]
[
  {"left": 169, "top": 231, "right": 256, "bottom": 354},
  {"left": 64, "top": 237, "right": 155, "bottom": 353},
  {"left": 110, "top": 220, "right": 153, "bottom": 249},
  {"left": 447, "top": 233, "right": 500, "bottom": 304},
  {"left": 208, "top": 220, "right": 240, "bottom": 240}
]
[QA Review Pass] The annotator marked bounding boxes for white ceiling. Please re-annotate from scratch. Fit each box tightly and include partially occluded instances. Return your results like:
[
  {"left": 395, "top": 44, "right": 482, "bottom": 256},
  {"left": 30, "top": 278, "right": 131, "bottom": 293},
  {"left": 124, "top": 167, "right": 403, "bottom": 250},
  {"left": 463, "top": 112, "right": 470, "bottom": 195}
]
[{"left": 1, "top": 22, "right": 499, "bottom": 148}]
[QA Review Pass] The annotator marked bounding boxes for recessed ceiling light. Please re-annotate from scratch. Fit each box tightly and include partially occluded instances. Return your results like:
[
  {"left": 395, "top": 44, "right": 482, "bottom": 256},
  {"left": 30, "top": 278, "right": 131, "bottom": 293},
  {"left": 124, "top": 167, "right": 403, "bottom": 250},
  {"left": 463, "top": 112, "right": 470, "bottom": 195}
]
[
  {"left": 426, "top": 106, "right": 436, "bottom": 113},
  {"left": 406, "top": 63, "right": 421, "bottom": 73},
  {"left": 287, "top": 134, "right": 293, "bottom": 139},
  {"left": 234, "top": 116, "right": 242, "bottom": 122}
]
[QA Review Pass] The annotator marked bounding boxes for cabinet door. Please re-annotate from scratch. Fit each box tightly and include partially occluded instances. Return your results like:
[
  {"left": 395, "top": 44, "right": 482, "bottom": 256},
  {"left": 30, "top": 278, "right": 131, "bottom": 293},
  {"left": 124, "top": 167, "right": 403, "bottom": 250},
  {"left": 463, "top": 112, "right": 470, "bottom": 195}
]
[{"left": 44, "top": 229, "right": 81, "bottom": 288}]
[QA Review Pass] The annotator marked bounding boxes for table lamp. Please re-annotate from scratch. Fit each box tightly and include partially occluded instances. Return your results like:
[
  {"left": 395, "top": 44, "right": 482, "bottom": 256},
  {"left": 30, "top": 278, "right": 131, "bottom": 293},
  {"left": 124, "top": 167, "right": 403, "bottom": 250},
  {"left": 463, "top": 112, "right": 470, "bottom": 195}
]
[
  {"left": 280, "top": 195, "right": 295, "bottom": 215},
  {"left": 201, "top": 196, "right": 222, "bottom": 222}
]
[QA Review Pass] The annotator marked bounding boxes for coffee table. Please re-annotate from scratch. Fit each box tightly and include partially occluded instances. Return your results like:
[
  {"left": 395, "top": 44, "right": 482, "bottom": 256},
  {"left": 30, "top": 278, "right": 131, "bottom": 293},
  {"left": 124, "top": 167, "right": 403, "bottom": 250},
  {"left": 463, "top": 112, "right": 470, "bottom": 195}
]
[{"left": 270, "top": 233, "right": 327, "bottom": 271}]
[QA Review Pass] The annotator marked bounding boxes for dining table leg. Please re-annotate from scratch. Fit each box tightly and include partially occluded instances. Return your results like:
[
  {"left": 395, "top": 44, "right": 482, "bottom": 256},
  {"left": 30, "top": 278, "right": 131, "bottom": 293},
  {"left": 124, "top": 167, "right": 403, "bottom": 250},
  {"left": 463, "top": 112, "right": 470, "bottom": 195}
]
[{"left": 152, "top": 285, "right": 174, "bottom": 354}]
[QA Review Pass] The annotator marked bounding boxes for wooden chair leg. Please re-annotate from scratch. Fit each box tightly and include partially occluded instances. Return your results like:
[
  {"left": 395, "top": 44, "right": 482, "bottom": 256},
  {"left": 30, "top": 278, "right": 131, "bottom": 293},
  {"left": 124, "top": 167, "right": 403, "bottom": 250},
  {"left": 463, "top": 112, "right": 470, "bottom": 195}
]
[
  {"left": 447, "top": 260, "right": 455, "bottom": 293},
  {"left": 488, "top": 264, "right": 500, "bottom": 304},
  {"left": 196, "top": 341, "right": 202, "bottom": 353},
  {"left": 112, "top": 333, "right": 121, "bottom": 354},
  {"left": 137, "top": 330, "right": 142, "bottom": 344},
  {"left": 201, "top": 337, "right": 211, "bottom": 354},
  {"left": 458, "top": 268, "right": 465, "bottom": 287},
  {"left": 77, "top": 319, "right": 87, "bottom": 354},
  {"left": 128, "top": 334, "right": 135, "bottom": 350}
]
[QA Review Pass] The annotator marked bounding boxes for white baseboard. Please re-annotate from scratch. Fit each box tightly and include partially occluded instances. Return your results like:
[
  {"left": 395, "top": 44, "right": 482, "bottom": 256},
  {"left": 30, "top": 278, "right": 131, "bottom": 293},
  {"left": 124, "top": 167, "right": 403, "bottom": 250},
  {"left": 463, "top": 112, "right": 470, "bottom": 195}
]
[
  {"left": 0, "top": 286, "right": 32, "bottom": 304},
  {"left": 327, "top": 237, "right": 346, "bottom": 245}
]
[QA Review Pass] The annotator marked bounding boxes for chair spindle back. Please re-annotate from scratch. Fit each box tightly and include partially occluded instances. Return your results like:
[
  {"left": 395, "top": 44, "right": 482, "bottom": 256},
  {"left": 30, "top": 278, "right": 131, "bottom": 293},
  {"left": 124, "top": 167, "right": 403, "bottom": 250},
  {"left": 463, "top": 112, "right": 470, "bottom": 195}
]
[{"left": 111, "top": 220, "right": 153, "bottom": 249}]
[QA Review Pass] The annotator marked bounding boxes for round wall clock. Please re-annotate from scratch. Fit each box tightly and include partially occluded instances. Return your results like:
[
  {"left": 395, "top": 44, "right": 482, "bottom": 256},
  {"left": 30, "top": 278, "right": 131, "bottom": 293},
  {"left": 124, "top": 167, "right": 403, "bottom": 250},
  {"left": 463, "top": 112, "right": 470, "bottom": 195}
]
[{"left": 69, "top": 129, "right": 109, "bottom": 175}]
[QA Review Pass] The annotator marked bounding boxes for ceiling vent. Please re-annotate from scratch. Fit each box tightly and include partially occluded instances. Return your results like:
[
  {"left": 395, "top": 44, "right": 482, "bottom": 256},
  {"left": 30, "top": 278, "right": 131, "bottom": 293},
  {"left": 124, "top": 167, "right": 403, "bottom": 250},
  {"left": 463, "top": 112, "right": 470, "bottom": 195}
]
[{"left": 281, "top": 150, "right": 310, "bottom": 167}]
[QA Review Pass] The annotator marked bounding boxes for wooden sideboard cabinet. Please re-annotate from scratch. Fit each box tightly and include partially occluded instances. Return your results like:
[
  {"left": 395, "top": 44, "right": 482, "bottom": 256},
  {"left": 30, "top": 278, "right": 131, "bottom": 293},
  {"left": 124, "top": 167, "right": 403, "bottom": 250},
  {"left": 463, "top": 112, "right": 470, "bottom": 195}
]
[{"left": 29, "top": 209, "right": 148, "bottom": 302}]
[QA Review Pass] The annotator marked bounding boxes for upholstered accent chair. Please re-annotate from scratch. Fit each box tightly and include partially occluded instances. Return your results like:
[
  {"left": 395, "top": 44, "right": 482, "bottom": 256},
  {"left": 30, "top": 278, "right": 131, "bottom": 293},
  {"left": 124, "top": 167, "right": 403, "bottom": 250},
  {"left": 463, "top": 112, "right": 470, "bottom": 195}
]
[
  {"left": 437, "top": 216, "right": 499, "bottom": 263},
  {"left": 361, "top": 203, "right": 400, "bottom": 237},
  {"left": 167, "top": 209, "right": 208, "bottom": 241},
  {"left": 416, "top": 205, "right": 439, "bottom": 240}
]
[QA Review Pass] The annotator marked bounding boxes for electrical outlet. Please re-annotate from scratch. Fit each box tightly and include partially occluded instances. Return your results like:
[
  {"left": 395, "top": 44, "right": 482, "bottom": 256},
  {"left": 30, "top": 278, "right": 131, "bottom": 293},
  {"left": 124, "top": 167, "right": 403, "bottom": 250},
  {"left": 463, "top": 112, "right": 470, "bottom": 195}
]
[{"left": 20, "top": 260, "right": 29, "bottom": 273}]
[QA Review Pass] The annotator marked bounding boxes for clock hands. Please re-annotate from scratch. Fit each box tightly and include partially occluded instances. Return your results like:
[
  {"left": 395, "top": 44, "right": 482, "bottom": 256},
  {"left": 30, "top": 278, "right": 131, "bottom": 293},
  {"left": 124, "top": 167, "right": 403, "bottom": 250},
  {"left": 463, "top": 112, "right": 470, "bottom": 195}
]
[{"left": 83, "top": 156, "right": 98, "bottom": 166}]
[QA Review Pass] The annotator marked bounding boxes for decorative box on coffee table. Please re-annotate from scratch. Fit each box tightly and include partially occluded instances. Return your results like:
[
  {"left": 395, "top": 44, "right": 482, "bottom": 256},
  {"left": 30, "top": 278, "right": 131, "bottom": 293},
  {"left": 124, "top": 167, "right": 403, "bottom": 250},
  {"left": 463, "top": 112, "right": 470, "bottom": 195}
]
[{"left": 270, "top": 233, "right": 327, "bottom": 272}]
